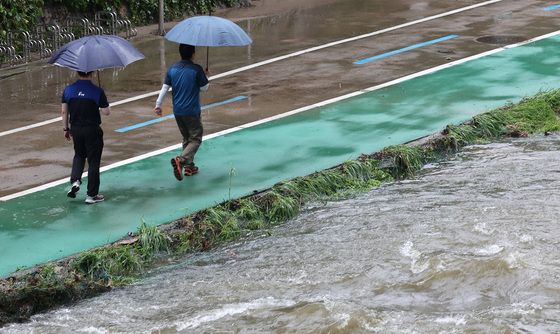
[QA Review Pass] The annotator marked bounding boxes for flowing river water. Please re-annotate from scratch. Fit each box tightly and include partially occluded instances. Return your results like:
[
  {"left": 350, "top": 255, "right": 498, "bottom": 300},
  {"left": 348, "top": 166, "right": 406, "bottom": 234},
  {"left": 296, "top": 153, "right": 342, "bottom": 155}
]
[{"left": 4, "top": 136, "right": 560, "bottom": 333}]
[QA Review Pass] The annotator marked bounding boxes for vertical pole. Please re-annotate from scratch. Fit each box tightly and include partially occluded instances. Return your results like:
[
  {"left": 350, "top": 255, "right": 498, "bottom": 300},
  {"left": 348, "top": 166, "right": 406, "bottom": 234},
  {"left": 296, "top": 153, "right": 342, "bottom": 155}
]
[
  {"left": 247, "top": 19, "right": 251, "bottom": 61},
  {"left": 158, "top": 0, "right": 165, "bottom": 36},
  {"left": 160, "top": 37, "right": 166, "bottom": 75},
  {"left": 159, "top": 37, "right": 167, "bottom": 114}
]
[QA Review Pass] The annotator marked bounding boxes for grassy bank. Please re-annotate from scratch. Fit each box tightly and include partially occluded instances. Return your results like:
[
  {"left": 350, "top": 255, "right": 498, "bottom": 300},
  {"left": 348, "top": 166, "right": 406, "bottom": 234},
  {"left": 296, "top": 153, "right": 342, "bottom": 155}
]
[{"left": 2, "top": 89, "right": 560, "bottom": 326}]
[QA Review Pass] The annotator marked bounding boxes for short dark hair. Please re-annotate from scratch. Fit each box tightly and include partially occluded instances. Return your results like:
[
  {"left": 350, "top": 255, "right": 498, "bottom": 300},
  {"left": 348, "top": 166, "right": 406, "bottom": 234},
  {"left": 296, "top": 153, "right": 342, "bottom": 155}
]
[
  {"left": 179, "top": 44, "right": 195, "bottom": 60},
  {"left": 77, "top": 71, "right": 93, "bottom": 77}
]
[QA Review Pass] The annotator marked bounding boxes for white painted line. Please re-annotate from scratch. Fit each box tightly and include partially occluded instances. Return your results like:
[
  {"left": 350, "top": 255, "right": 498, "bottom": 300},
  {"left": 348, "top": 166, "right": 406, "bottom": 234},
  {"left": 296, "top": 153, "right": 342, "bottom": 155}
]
[
  {"left": 0, "top": 118, "right": 62, "bottom": 137},
  {"left": 0, "top": 90, "right": 164, "bottom": 137},
  {"left": 2, "top": 28, "right": 559, "bottom": 202},
  {"left": 0, "top": 0, "right": 505, "bottom": 138}
]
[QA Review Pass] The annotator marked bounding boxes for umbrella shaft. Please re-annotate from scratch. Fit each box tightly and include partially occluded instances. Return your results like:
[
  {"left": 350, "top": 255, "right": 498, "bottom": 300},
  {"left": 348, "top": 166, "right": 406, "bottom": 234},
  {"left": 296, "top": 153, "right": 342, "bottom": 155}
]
[
  {"left": 207, "top": 5, "right": 212, "bottom": 71},
  {"left": 206, "top": 47, "right": 209, "bottom": 71}
]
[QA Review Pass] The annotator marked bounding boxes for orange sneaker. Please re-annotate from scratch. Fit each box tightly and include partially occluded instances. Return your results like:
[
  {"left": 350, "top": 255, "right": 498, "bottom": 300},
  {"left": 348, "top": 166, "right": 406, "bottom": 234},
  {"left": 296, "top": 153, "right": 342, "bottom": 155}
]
[
  {"left": 170, "top": 156, "right": 183, "bottom": 181},
  {"left": 184, "top": 164, "right": 199, "bottom": 176}
]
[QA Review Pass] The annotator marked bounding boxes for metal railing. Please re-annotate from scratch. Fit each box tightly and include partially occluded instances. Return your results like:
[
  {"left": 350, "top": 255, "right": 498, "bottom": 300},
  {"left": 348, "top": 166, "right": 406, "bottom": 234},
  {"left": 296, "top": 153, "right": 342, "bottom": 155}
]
[
  {"left": 94, "top": 11, "right": 137, "bottom": 38},
  {"left": 0, "top": 11, "right": 137, "bottom": 68}
]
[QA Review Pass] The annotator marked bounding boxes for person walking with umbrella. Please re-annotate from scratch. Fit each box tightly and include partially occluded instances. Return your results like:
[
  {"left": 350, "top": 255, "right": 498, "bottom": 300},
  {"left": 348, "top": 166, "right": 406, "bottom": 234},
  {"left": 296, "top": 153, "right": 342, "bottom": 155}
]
[
  {"left": 154, "top": 44, "right": 209, "bottom": 180},
  {"left": 49, "top": 34, "right": 145, "bottom": 203},
  {"left": 154, "top": 15, "right": 251, "bottom": 181},
  {"left": 62, "top": 71, "right": 110, "bottom": 203}
]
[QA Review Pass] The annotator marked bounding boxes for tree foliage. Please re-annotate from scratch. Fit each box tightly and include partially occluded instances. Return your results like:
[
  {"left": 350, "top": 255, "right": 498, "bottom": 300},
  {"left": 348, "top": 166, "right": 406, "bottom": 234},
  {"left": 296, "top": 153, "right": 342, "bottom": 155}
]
[
  {"left": 0, "top": 0, "right": 44, "bottom": 38},
  {"left": 0, "top": 0, "right": 239, "bottom": 39}
]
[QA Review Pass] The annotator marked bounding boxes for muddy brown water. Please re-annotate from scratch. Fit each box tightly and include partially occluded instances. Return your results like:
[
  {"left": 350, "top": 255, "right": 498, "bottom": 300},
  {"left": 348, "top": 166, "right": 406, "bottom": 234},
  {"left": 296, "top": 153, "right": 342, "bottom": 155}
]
[{"left": 3, "top": 135, "right": 560, "bottom": 333}]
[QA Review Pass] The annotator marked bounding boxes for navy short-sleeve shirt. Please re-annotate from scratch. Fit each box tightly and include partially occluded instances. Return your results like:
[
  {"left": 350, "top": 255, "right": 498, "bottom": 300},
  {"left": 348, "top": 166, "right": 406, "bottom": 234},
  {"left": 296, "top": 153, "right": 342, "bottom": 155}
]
[
  {"left": 62, "top": 80, "right": 109, "bottom": 126},
  {"left": 164, "top": 60, "right": 208, "bottom": 116}
]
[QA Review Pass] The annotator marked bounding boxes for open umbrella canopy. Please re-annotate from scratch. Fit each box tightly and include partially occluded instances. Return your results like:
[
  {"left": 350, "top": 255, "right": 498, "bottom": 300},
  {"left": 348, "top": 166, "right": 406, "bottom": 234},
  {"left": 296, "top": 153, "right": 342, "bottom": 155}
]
[
  {"left": 48, "top": 35, "right": 145, "bottom": 72},
  {"left": 165, "top": 16, "right": 252, "bottom": 47}
]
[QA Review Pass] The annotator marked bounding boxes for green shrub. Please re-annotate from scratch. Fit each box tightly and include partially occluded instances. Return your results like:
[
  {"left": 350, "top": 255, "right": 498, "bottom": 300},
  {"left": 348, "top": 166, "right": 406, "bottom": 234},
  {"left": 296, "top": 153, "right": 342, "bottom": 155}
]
[
  {"left": 1, "top": 0, "right": 242, "bottom": 39},
  {"left": 0, "top": 0, "right": 44, "bottom": 39}
]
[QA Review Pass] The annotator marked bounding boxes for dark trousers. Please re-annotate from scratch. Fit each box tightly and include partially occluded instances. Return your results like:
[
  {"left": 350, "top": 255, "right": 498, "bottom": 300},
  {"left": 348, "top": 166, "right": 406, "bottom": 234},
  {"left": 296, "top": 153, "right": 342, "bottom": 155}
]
[
  {"left": 174, "top": 114, "right": 203, "bottom": 165},
  {"left": 70, "top": 126, "right": 104, "bottom": 196}
]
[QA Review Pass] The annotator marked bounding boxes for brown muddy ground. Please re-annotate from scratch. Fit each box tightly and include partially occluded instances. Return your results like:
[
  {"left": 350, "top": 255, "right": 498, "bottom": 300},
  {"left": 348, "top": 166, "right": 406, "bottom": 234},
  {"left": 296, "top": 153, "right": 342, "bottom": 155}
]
[{"left": 0, "top": 0, "right": 558, "bottom": 196}]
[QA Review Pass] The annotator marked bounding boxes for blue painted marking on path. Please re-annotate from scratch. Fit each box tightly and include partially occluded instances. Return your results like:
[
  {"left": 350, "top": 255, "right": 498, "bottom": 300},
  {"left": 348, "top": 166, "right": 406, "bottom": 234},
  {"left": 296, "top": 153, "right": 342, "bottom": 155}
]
[
  {"left": 115, "top": 114, "right": 175, "bottom": 133},
  {"left": 544, "top": 4, "right": 560, "bottom": 11},
  {"left": 115, "top": 95, "right": 248, "bottom": 133},
  {"left": 354, "top": 34, "right": 459, "bottom": 65}
]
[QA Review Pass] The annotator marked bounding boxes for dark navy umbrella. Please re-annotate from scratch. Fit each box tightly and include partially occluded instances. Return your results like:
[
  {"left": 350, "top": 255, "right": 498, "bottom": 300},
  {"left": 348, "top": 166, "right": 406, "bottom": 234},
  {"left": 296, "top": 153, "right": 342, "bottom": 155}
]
[
  {"left": 48, "top": 35, "right": 145, "bottom": 72},
  {"left": 165, "top": 16, "right": 252, "bottom": 71}
]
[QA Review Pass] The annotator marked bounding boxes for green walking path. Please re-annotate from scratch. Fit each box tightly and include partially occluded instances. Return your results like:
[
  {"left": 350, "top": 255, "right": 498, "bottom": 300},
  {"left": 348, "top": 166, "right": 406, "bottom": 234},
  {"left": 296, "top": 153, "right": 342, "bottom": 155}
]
[{"left": 1, "top": 36, "right": 560, "bottom": 277}]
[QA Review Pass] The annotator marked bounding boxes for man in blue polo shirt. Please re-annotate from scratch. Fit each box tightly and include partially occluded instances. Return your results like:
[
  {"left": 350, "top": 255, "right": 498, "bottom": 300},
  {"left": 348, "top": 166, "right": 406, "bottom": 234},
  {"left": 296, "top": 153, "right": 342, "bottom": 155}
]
[
  {"left": 62, "top": 71, "right": 111, "bottom": 203},
  {"left": 154, "top": 44, "right": 209, "bottom": 181}
]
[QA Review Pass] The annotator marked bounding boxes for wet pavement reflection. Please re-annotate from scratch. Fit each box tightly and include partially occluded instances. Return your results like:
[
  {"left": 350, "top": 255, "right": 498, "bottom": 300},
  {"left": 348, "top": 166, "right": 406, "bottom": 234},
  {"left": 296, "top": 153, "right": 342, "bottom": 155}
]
[
  {"left": 1, "top": 0, "right": 558, "bottom": 196},
  {"left": 0, "top": 0, "right": 482, "bottom": 122}
]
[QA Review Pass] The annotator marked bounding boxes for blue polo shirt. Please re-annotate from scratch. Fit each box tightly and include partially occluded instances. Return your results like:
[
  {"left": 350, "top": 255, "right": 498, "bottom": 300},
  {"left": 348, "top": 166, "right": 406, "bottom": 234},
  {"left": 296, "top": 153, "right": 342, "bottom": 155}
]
[
  {"left": 62, "top": 80, "right": 109, "bottom": 126},
  {"left": 164, "top": 60, "right": 208, "bottom": 116}
]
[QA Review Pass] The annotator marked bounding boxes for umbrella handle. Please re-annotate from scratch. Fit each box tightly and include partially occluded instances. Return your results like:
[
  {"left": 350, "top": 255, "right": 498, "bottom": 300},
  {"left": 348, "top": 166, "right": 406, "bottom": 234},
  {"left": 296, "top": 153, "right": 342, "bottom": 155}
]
[
  {"left": 97, "top": 70, "right": 101, "bottom": 87},
  {"left": 207, "top": 9, "right": 211, "bottom": 73},
  {"left": 206, "top": 46, "right": 209, "bottom": 73}
]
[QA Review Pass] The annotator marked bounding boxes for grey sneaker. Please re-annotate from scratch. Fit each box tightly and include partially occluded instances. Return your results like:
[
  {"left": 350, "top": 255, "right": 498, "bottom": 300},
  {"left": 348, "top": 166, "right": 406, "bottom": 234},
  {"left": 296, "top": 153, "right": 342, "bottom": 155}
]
[
  {"left": 85, "top": 194, "right": 105, "bottom": 204},
  {"left": 67, "top": 180, "right": 81, "bottom": 198}
]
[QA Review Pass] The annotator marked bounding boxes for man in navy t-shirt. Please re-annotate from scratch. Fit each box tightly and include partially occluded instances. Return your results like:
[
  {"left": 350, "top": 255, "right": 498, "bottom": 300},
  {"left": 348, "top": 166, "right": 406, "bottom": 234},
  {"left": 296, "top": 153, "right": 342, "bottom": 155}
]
[
  {"left": 154, "top": 44, "right": 209, "bottom": 181},
  {"left": 62, "top": 71, "right": 111, "bottom": 204}
]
